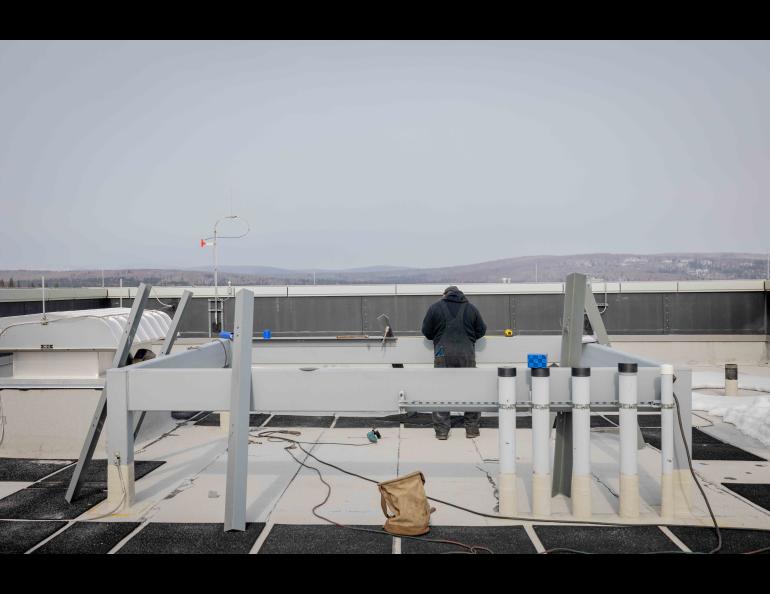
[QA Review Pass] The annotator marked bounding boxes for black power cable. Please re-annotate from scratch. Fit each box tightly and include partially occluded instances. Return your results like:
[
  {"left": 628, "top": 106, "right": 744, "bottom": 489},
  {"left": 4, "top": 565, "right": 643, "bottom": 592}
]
[
  {"left": 254, "top": 387, "right": 768, "bottom": 556},
  {"left": 280, "top": 444, "right": 492, "bottom": 554}
]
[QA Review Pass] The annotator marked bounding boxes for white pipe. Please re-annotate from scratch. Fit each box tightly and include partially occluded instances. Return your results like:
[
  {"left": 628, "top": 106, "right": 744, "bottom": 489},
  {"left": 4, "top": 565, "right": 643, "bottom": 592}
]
[
  {"left": 618, "top": 362, "right": 639, "bottom": 518},
  {"left": 531, "top": 367, "right": 551, "bottom": 516},
  {"left": 571, "top": 368, "right": 591, "bottom": 519},
  {"left": 498, "top": 367, "right": 517, "bottom": 515},
  {"left": 660, "top": 364, "right": 675, "bottom": 519}
]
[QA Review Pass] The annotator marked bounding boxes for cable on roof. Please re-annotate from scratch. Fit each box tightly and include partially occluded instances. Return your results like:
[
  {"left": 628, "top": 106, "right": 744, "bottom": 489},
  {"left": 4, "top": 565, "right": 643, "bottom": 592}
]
[{"left": 252, "top": 395, "right": 770, "bottom": 555}]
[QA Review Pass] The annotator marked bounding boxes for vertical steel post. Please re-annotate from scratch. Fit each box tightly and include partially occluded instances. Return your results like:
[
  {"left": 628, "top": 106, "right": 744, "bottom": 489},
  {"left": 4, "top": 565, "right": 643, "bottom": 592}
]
[
  {"left": 571, "top": 367, "right": 592, "bottom": 519},
  {"left": 106, "top": 368, "right": 135, "bottom": 510},
  {"left": 660, "top": 364, "right": 675, "bottom": 518},
  {"left": 497, "top": 367, "right": 517, "bottom": 515},
  {"left": 531, "top": 367, "right": 551, "bottom": 516},
  {"left": 224, "top": 288, "right": 254, "bottom": 532},
  {"left": 65, "top": 283, "right": 151, "bottom": 504},
  {"left": 618, "top": 362, "right": 640, "bottom": 518}
]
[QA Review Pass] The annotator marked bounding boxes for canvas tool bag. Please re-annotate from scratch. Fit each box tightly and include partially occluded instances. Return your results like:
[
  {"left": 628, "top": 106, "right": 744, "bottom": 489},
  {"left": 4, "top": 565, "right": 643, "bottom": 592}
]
[{"left": 378, "top": 471, "right": 435, "bottom": 536}]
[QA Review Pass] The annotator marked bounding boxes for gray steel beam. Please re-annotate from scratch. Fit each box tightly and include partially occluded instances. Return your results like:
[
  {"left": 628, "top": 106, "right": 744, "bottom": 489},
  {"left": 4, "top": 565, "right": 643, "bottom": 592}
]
[
  {"left": 159, "top": 290, "right": 193, "bottom": 356},
  {"left": 251, "top": 335, "right": 562, "bottom": 366},
  {"left": 134, "top": 289, "right": 194, "bottom": 439},
  {"left": 125, "top": 365, "right": 668, "bottom": 412},
  {"left": 560, "top": 273, "right": 588, "bottom": 368},
  {"left": 584, "top": 286, "right": 611, "bottom": 345},
  {"left": 65, "top": 283, "right": 151, "bottom": 503},
  {"left": 224, "top": 289, "right": 254, "bottom": 532},
  {"left": 554, "top": 273, "right": 588, "bottom": 497}
]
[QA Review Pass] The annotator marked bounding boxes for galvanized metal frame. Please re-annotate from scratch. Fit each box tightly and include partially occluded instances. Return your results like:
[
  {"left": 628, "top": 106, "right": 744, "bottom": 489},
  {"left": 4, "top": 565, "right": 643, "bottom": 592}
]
[
  {"left": 98, "top": 286, "right": 691, "bottom": 529},
  {"left": 65, "top": 283, "right": 151, "bottom": 503}
]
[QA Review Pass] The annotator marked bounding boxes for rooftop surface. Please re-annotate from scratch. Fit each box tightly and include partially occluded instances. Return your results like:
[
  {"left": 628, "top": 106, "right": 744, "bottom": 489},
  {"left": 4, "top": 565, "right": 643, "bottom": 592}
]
[{"left": 2, "top": 365, "right": 769, "bottom": 554}]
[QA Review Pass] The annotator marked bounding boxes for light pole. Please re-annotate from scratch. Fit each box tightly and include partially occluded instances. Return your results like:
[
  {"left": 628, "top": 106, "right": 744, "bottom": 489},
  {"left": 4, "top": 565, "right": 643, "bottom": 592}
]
[{"left": 202, "top": 214, "right": 250, "bottom": 336}]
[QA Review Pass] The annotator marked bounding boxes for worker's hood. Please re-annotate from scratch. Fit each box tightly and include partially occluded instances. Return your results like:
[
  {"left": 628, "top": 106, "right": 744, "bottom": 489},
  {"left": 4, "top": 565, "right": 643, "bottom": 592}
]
[{"left": 442, "top": 287, "right": 468, "bottom": 303}]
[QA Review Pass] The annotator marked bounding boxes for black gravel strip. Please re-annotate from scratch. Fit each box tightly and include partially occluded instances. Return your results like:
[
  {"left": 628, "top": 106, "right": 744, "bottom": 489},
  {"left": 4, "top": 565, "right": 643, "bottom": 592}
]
[
  {"left": 533, "top": 525, "right": 678, "bottom": 554},
  {"left": 721, "top": 483, "right": 770, "bottom": 513},
  {"left": 195, "top": 412, "right": 271, "bottom": 427},
  {"left": 0, "top": 458, "right": 75, "bottom": 482},
  {"left": 667, "top": 525, "right": 770, "bottom": 554},
  {"left": 33, "top": 521, "right": 142, "bottom": 554},
  {"left": 0, "top": 520, "right": 67, "bottom": 554},
  {"left": 603, "top": 414, "right": 661, "bottom": 428},
  {"left": 591, "top": 415, "right": 617, "bottom": 428},
  {"left": 402, "top": 412, "right": 437, "bottom": 428},
  {"left": 265, "top": 415, "right": 335, "bottom": 428},
  {"left": 37, "top": 460, "right": 166, "bottom": 488},
  {"left": 258, "top": 524, "right": 392, "bottom": 554},
  {"left": 401, "top": 525, "right": 537, "bottom": 554},
  {"left": 0, "top": 486, "right": 107, "bottom": 520},
  {"left": 479, "top": 416, "right": 499, "bottom": 428},
  {"left": 117, "top": 522, "right": 265, "bottom": 554},
  {"left": 641, "top": 428, "right": 766, "bottom": 461},
  {"left": 333, "top": 417, "right": 401, "bottom": 428}
]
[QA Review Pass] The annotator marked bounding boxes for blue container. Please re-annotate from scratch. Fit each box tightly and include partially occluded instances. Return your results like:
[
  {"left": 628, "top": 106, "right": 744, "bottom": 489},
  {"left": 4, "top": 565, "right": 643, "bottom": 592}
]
[
  {"left": 263, "top": 329, "right": 272, "bottom": 340},
  {"left": 218, "top": 331, "right": 233, "bottom": 340},
  {"left": 527, "top": 353, "right": 548, "bottom": 368}
]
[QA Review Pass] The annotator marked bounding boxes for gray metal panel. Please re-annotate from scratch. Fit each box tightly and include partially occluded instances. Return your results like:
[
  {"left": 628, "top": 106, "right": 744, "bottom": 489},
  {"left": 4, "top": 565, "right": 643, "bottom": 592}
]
[
  {"left": 512, "top": 294, "right": 564, "bottom": 335},
  {"left": 250, "top": 335, "right": 562, "bottom": 365},
  {"left": 670, "top": 292, "right": 767, "bottom": 334},
  {"left": 254, "top": 296, "right": 363, "bottom": 336},
  {"left": 125, "top": 365, "right": 665, "bottom": 412},
  {"left": 361, "top": 295, "right": 437, "bottom": 336},
  {"left": 0, "top": 298, "right": 110, "bottom": 318},
  {"left": 601, "top": 293, "right": 665, "bottom": 335},
  {"left": 465, "top": 295, "right": 511, "bottom": 336},
  {"left": 15, "top": 287, "right": 770, "bottom": 337}
]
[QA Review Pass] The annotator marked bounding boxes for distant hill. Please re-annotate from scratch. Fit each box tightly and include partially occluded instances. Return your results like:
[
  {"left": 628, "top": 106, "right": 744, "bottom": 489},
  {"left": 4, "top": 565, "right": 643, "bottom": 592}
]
[{"left": 0, "top": 253, "right": 767, "bottom": 287}]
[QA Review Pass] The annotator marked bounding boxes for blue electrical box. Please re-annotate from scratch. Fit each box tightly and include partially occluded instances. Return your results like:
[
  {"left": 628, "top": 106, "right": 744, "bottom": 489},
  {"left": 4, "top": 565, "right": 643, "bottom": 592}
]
[{"left": 527, "top": 353, "right": 548, "bottom": 368}]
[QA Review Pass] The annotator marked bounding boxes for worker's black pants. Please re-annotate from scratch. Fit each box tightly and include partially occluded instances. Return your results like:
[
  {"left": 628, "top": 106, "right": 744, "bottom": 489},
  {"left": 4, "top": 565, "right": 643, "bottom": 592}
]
[{"left": 432, "top": 355, "right": 480, "bottom": 435}]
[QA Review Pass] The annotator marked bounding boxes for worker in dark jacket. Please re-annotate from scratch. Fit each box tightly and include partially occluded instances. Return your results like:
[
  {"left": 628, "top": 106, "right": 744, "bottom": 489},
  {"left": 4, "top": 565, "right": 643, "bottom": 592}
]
[{"left": 421, "top": 286, "right": 487, "bottom": 439}]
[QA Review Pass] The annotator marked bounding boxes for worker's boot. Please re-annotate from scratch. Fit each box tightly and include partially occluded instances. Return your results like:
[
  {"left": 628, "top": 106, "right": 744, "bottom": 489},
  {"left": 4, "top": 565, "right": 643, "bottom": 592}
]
[
  {"left": 432, "top": 411, "right": 451, "bottom": 441},
  {"left": 464, "top": 412, "right": 481, "bottom": 438}
]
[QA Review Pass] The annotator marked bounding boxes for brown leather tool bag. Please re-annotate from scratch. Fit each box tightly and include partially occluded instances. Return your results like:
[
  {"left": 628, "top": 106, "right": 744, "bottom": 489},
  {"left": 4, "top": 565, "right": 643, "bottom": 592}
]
[{"left": 378, "top": 471, "right": 436, "bottom": 536}]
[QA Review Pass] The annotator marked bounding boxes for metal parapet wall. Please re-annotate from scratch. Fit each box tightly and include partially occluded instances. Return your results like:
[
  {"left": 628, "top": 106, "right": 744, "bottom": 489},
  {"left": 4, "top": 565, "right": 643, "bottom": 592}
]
[{"left": 1, "top": 281, "right": 768, "bottom": 337}]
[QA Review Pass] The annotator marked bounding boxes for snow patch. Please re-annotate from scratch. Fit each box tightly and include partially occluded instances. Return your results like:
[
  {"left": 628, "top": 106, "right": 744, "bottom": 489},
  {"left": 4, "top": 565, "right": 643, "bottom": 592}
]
[{"left": 691, "top": 372, "right": 770, "bottom": 447}]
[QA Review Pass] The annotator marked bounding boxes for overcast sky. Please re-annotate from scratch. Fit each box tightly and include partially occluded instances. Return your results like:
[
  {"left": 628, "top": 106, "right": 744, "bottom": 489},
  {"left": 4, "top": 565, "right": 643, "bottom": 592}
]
[{"left": 0, "top": 40, "right": 768, "bottom": 271}]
